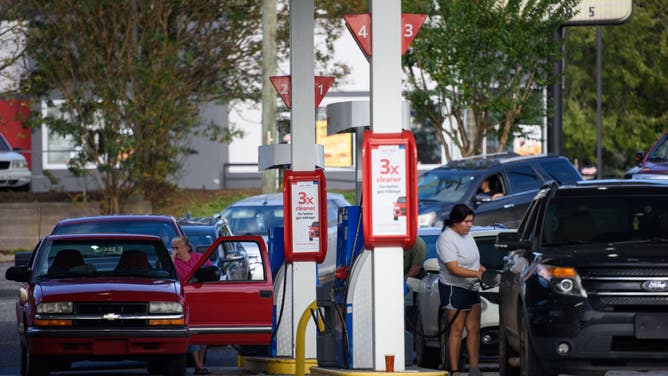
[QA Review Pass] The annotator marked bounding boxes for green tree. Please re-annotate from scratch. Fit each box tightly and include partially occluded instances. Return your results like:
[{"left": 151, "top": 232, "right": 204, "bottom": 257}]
[
  {"left": 19, "top": 0, "right": 275, "bottom": 212},
  {"left": 563, "top": 0, "right": 668, "bottom": 177},
  {"left": 0, "top": 0, "right": 26, "bottom": 95},
  {"left": 403, "top": 0, "right": 577, "bottom": 160}
]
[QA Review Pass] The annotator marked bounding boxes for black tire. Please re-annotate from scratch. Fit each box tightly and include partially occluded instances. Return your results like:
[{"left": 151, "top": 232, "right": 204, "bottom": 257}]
[
  {"left": 25, "top": 352, "right": 50, "bottom": 376},
  {"left": 238, "top": 344, "right": 269, "bottom": 356},
  {"left": 519, "top": 310, "right": 549, "bottom": 376},
  {"left": 499, "top": 313, "right": 519, "bottom": 376},
  {"left": 414, "top": 315, "right": 439, "bottom": 369},
  {"left": 160, "top": 353, "right": 186, "bottom": 376},
  {"left": 438, "top": 309, "right": 464, "bottom": 372}
]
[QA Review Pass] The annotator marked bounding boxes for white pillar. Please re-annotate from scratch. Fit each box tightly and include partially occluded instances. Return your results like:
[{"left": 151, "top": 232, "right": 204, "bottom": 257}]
[
  {"left": 287, "top": 0, "right": 317, "bottom": 360},
  {"left": 369, "top": 0, "right": 406, "bottom": 371}
]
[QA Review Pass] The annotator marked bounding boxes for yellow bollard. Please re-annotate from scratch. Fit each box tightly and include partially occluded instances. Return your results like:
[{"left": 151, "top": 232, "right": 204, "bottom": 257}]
[{"left": 296, "top": 300, "right": 325, "bottom": 376}]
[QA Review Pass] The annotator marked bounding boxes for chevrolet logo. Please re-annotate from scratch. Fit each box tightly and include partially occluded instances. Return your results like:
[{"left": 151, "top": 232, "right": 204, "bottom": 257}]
[
  {"left": 642, "top": 280, "right": 668, "bottom": 292},
  {"left": 102, "top": 313, "right": 121, "bottom": 320}
]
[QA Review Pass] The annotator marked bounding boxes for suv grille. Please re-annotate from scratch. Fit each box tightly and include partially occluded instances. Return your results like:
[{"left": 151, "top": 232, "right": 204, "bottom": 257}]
[
  {"left": 73, "top": 302, "right": 149, "bottom": 328},
  {"left": 580, "top": 267, "right": 668, "bottom": 312},
  {"left": 0, "top": 161, "right": 9, "bottom": 170}
]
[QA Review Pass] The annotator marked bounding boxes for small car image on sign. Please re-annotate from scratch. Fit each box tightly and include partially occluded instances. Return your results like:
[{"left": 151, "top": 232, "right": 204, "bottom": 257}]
[
  {"left": 393, "top": 196, "right": 407, "bottom": 220},
  {"left": 308, "top": 221, "right": 320, "bottom": 241}
]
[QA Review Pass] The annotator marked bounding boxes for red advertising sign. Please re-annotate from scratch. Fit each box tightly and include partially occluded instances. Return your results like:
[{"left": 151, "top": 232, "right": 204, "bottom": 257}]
[
  {"left": 344, "top": 13, "right": 427, "bottom": 59},
  {"left": 283, "top": 169, "right": 328, "bottom": 263},
  {"left": 269, "top": 76, "right": 335, "bottom": 109},
  {"left": 361, "top": 130, "right": 417, "bottom": 249}
]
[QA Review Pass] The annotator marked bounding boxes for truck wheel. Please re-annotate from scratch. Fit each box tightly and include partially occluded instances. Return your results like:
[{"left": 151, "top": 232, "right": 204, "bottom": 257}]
[
  {"left": 414, "top": 315, "right": 438, "bottom": 369},
  {"left": 20, "top": 344, "right": 27, "bottom": 376},
  {"left": 519, "top": 311, "right": 550, "bottom": 376},
  {"left": 498, "top": 315, "right": 519, "bottom": 376},
  {"left": 161, "top": 353, "right": 186, "bottom": 376},
  {"left": 25, "top": 352, "right": 50, "bottom": 376},
  {"left": 438, "top": 309, "right": 463, "bottom": 372}
]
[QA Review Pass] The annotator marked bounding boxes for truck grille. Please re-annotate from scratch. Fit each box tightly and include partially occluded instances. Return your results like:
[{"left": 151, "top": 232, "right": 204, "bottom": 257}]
[
  {"left": 73, "top": 302, "right": 149, "bottom": 328},
  {"left": 580, "top": 267, "right": 668, "bottom": 312}
]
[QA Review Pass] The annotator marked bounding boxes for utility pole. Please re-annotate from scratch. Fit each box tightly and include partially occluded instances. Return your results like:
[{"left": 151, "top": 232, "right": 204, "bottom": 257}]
[{"left": 261, "top": 0, "right": 278, "bottom": 193}]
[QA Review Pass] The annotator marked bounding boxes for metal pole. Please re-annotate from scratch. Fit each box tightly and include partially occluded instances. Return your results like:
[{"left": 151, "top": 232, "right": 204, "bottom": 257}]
[{"left": 596, "top": 26, "right": 602, "bottom": 179}]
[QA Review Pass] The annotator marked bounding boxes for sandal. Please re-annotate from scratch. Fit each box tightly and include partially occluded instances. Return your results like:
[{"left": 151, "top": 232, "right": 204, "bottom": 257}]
[{"left": 194, "top": 368, "right": 210, "bottom": 375}]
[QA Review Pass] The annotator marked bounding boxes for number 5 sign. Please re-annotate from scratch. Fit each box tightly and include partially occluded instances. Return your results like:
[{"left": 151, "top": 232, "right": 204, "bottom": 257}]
[
  {"left": 344, "top": 13, "right": 427, "bottom": 59},
  {"left": 283, "top": 169, "right": 328, "bottom": 263},
  {"left": 361, "top": 130, "right": 417, "bottom": 249}
]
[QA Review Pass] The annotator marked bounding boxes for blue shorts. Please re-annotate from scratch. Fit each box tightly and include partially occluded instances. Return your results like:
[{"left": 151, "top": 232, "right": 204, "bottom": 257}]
[
  {"left": 439, "top": 282, "right": 481, "bottom": 311},
  {"left": 188, "top": 344, "right": 202, "bottom": 352}
]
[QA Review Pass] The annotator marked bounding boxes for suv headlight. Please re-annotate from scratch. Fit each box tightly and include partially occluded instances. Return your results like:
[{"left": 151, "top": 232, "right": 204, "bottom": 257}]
[
  {"left": 10, "top": 159, "right": 28, "bottom": 169},
  {"left": 536, "top": 265, "right": 587, "bottom": 298},
  {"left": 418, "top": 212, "right": 436, "bottom": 227},
  {"left": 149, "top": 301, "right": 183, "bottom": 314}
]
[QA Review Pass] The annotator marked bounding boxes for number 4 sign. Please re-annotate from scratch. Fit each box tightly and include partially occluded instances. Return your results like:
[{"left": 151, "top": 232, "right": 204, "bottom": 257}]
[{"left": 344, "top": 13, "right": 427, "bottom": 59}]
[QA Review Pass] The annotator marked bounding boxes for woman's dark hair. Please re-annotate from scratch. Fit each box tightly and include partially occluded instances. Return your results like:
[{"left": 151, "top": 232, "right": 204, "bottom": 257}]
[{"left": 444, "top": 204, "right": 475, "bottom": 229}]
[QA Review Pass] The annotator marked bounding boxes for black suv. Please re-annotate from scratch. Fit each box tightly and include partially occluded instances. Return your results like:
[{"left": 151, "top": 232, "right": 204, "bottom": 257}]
[
  {"left": 417, "top": 153, "right": 582, "bottom": 228},
  {"left": 496, "top": 180, "right": 668, "bottom": 376}
]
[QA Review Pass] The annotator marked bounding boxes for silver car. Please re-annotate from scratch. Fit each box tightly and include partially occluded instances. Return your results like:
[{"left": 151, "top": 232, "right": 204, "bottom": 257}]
[
  {"left": 0, "top": 132, "right": 31, "bottom": 191},
  {"left": 407, "top": 226, "right": 514, "bottom": 369}
]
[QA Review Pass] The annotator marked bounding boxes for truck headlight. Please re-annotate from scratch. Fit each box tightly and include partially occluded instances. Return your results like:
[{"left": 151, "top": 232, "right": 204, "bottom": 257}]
[
  {"left": 536, "top": 265, "right": 587, "bottom": 298},
  {"left": 149, "top": 301, "right": 183, "bottom": 314},
  {"left": 36, "top": 302, "right": 73, "bottom": 314},
  {"left": 418, "top": 212, "right": 436, "bottom": 227}
]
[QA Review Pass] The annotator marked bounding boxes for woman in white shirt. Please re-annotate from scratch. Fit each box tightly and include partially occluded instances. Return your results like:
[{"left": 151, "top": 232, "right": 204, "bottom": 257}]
[{"left": 436, "top": 204, "right": 485, "bottom": 376}]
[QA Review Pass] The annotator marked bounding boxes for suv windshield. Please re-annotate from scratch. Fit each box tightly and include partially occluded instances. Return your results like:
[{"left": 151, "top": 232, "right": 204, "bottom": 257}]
[
  {"left": 647, "top": 137, "right": 668, "bottom": 162},
  {"left": 221, "top": 205, "right": 284, "bottom": 236},
  {"left": 0, "top": 135, "right": 10, "bottom": 151},
  {"left": 417, "top": 171, "right": 477, "bottom": 202},
  {"left": 542, "top": 195, "right": 668, "bottom": 246},
  {"left": 32, "top": 238, "right": 177, "bottom": 281}
]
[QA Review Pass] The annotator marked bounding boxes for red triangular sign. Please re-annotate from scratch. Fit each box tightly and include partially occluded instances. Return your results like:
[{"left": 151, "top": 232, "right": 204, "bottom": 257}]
[
  {"left": 315, "top": 76, "right": 335, "bottom": 108},
  {"left": 344, "top": 14, "right": 371, "bottom": 59},
  {"left": 270, "top": 75, "right": 292, "bottom": 108},
  {"left": 270, "top": 75, "right": 336, "bottom": 109},
  {"left": 401, "top": 14, "right": 427, "bottom": 55}
]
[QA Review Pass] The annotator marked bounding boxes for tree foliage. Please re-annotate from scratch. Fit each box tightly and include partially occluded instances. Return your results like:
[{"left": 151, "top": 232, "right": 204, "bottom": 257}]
[
  {"left": 403, "top": 0, "right": 577, "bottom": 160},
  {"left": 18, "top": 0, "right": 280, "bottom": 212},
  {"left": 562, "top": 0, "right": 667, "bottom": 177},
  {"left": 0, "top": 0, "right": 26, "bottom": 95}
]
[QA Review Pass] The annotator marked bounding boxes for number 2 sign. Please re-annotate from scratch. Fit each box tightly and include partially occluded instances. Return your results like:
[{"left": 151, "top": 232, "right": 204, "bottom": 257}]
[
  {"left": 283, "top": 169, "right": 328, "bottom": 263},
  {"left": 361, "top": 130, "right": 417, "bottom": 249}
]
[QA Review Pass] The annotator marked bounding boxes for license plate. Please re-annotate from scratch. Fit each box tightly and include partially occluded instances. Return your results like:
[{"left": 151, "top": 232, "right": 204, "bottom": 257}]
[{"left": 635, "top": 314, "right": 668, "bottom": 339}]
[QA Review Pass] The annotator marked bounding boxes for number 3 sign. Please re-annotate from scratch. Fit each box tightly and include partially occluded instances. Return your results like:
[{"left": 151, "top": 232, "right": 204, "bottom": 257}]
[
  {"left": 361, "top": 130, "right": 417, "bottom": 249},
  {"left": 283, "top": 169, "right": 328, "bottom": 263}
]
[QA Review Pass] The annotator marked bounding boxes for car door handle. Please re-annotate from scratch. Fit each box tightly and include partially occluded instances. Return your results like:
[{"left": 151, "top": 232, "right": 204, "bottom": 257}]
[
  {"left": 504, "top": 204, "right": 515, "bottom": 209},
  {"left": 259, "top": 290, "right": 273, "bottom": 298}
]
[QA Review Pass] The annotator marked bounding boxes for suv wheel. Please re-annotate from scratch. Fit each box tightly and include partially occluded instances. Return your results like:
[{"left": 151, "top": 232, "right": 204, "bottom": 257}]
[
  {"left": 25, "top": 352, "right": 49, "bottom": 376},
  {"left": 519, "top": 310, "right": 550, "bottom": 376}
]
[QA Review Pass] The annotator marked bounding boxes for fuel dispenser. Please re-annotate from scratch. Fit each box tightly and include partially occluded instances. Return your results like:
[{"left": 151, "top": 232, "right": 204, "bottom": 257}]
[{"left": 316, "top": 205, "right": 414, "bottom": 368}]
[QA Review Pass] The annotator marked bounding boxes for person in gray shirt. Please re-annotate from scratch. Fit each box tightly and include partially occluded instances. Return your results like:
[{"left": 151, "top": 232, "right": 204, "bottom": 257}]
[{"left": 436, "top": 204, "right": 486, "bottom": 376}]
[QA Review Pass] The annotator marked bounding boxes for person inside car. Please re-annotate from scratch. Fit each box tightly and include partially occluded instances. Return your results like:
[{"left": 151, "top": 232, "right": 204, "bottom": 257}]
[{"left": 478, "top": 177, "right": 504, "bottom": 200}]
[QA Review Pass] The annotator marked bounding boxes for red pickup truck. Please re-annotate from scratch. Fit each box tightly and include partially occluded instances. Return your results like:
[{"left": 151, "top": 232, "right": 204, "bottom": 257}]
[{"left": 5, "top": 233, "right": 273, "bottom": 376}]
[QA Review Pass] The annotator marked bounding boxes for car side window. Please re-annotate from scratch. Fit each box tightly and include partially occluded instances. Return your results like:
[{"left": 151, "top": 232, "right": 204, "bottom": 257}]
[
  {"left": 540, "top": 159, "right": 582, "bottom": 184},
  {"left": 327, "top": 199, "right": 338, "bottom": 223},
  {"left": 505, "top": 165, "right": 542, "bottom": 193},
  {"left": 476, "top": 236, "right": 505, "bottom": 270}
]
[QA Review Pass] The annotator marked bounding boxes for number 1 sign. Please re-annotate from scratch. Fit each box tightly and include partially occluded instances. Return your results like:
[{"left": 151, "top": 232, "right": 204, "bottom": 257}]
[
  {"left": 283, "top": 169, "right": 328, "bottom": 263},
  {"left": 361, "top": 130, "right": 417, "bottom": 249}
]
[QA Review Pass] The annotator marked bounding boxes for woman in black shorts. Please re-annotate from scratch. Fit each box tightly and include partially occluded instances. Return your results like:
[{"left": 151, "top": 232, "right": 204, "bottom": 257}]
[{"left": 436, "top": 204, "right": 485, "bottom": 376}]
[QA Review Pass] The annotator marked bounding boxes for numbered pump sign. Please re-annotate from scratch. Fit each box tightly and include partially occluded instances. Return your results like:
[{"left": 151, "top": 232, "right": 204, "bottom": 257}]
[
  {"left": 361, "top": 130, "right": 417, "bottom": 249},
  {"left": 283, "top": 169, "right": 328, "bottom": 263}
]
